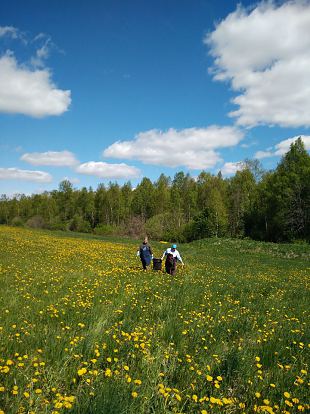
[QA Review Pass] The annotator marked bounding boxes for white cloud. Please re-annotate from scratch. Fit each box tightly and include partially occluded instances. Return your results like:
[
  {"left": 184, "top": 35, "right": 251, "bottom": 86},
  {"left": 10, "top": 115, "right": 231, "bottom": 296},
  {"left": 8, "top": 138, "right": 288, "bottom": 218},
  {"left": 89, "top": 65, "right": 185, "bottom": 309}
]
[
  {"left": 62, "top": 176, "right": 80, "bottom": 184},
  {"left": 220, "top": 161, "right": 245, "bottom": 176},
  {"left": 254, "top": 150, "right": 273, "bottom": 159},
  {"left": 0, "top": 168, "right": 52, "bottom": 182},
  {"left": 206, "top": 1, "right": 310, "bottom": 127},
  {"left": 76, "top": 161, "right": 140, "bottom": 179},
  {"left": 255, "top": 135, "right": 310, "bottom": 159},
  {"left": 0, "top": 53, "right": 71, "bottom": 117},
  {"left": 103, "top": 126, "right": 244, "bottom": 170},
  {"left": 21, "top": 150, "right": 78, "bottom": 166},
  {"left": 0, "top": 26, "right": 19, "bottom": 39},
  {"left": 31, "top": 40, "right": 50, "bottom": 68}
]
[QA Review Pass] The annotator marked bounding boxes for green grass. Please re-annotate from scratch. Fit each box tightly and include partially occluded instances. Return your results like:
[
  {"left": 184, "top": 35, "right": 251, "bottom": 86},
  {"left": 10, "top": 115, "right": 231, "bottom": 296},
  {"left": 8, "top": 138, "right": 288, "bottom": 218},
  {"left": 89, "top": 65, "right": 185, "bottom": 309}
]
[{"left": 0, "top": 226, "right": 309, "bottom": 414}]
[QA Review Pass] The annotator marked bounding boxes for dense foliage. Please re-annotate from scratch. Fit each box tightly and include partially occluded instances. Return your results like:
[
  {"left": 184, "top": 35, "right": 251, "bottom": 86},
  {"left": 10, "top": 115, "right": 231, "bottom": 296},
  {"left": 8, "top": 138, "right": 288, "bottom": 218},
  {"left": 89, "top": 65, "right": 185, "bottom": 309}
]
[{"left": 1, "top": 138, "right": 309, "bottom": 242}]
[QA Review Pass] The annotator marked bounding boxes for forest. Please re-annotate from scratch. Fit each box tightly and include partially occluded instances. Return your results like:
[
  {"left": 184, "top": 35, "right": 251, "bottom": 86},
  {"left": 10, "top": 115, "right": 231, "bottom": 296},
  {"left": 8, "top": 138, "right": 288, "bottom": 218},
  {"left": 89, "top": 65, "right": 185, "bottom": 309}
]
[{"left": 0, "top": 138, "right": 309, "bottom": 243}]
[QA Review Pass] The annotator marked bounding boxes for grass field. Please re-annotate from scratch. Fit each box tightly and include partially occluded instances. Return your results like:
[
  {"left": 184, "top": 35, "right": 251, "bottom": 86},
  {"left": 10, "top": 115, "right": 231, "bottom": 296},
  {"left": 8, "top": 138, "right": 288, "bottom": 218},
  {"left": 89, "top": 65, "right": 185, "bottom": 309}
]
[{"left": 0, "top": 226, "right": 309, "bottom": 414}]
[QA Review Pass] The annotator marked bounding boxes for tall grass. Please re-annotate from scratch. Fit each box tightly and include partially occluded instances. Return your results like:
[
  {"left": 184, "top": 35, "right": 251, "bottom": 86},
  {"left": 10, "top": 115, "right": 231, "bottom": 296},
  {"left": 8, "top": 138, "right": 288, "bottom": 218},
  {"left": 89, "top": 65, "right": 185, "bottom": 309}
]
[{"left": 0, "top": 226, "right": 308, "bottom": 413}]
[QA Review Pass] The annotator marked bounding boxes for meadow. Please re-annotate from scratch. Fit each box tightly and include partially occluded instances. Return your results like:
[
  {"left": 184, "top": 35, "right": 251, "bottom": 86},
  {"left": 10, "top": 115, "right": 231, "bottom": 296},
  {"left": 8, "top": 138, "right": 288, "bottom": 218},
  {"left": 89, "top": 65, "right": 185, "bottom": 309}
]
[{"left": 0, "top": 226, "right": 309, "bottom": 414}]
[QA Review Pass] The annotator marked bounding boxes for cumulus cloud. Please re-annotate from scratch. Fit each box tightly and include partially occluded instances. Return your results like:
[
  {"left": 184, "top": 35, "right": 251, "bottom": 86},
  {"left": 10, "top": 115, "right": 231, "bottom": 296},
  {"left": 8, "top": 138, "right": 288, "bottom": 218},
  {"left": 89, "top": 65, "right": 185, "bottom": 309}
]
[
  {"left": 0, "top": 53, "right": 71, "bottom": 117},
  {"left": 206, "top": 1, "right": 310, "bottom": 127},
  {"left": 220, "top": 161, "right": 245, "bottom": 176},
  {"left": 103, "top": 126, "right": 244, "bottom": 170},
  {"left": 255, "top": 135, "right": 310, "bottom": 159},
  {"left": 21, "top": 150, "right": 78, "bottom": 166},
  {"left": 76, "top": 161, "right": 140, "bottom": 179},
  {"left": 0, "top": 168, "right": 52, "bottom": 182}
]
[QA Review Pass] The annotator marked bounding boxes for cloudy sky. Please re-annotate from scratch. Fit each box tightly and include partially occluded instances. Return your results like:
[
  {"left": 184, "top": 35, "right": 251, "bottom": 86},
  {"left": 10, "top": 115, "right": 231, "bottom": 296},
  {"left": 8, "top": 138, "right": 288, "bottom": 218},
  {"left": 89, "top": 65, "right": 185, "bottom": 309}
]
[{"left": 1, "top": 0, "right": 310, "bottom": 195}]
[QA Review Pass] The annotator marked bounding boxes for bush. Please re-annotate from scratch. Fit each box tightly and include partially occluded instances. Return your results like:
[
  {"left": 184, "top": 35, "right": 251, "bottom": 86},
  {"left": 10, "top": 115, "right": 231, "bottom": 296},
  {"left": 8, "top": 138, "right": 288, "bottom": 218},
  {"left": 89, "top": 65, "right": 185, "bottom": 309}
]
[
  {"left": 47, "top": 217, "right": 69, "bottom": 231},
  {"left": 123, "top": 216, "right": 145, "bottom": 239},
  {"left": 69, "top": 215, "right": 91, "bottom": 233},
  {"left": 94, "top": 224, "right": 119, "bottom": 236},
  {"left": 26, "top": 215, "right": 46, "bottom": 229},
  {"left": 11, "top": 216, "right": 24, "bottom": 227}
]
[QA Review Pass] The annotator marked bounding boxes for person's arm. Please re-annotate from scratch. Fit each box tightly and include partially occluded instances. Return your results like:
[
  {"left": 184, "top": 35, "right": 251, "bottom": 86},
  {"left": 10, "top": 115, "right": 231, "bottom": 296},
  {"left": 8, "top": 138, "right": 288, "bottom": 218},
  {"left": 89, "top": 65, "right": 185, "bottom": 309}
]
[
  {"left": 176, "top": 250, "right": 184, "bottom": 264},
  {"left": 161, "top": 249, "right": 167, "bottom": 260},
  {"left": 136, "top": 247, "right": 141, "bottom": 257}
]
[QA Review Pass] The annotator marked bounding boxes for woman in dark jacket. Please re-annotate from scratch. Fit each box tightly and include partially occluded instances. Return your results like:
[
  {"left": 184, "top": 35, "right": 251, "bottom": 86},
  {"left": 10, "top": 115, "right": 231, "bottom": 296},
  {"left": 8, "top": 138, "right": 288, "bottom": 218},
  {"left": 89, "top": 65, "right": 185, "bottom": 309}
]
[{"left": 137, "top": 237, "right": 153, "bottom": 270}]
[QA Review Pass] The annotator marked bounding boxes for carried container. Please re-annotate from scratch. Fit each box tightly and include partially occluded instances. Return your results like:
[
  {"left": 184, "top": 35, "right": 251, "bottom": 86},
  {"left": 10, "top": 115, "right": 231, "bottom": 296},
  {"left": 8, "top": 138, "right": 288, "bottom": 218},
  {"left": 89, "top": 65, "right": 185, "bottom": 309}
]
[{"left": 152, "top": 258, "right": 162, "bottom": 271}]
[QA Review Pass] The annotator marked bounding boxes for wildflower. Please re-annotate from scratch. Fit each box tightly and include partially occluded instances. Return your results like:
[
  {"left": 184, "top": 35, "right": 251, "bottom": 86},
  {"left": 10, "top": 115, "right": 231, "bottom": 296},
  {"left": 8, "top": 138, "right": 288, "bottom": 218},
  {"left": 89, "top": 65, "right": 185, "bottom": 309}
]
[
  {"left": 131, "top": 391, "right": 138, "bottom": 398},
  {"left": 77, "top": 367, "right": 87, "bottom": 376}
]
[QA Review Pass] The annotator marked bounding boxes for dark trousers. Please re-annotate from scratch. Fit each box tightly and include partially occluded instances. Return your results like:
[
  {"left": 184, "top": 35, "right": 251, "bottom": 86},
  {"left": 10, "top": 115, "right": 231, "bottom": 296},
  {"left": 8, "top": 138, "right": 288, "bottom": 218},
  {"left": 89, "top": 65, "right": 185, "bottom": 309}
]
[{"left": 141, "top": 258, "right": 149, "bottom": 270}]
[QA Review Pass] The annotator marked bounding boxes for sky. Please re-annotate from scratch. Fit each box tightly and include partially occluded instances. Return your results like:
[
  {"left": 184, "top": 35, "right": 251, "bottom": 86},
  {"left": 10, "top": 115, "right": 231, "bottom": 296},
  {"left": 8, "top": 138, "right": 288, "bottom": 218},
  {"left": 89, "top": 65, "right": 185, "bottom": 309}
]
[{"left": 0, "top": 0, "right": 310, "bottom": 195}]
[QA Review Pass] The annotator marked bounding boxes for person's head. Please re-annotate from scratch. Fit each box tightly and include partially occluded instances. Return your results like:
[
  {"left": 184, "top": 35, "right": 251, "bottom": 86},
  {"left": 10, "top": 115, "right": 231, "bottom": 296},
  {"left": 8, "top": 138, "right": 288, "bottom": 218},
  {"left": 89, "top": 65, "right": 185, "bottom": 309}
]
[
  {"left": 143, "top": 236, "right": 148, "bottom": 244},
  {"left": 171, "top": 243, "right": 177, "bottom": 250}
]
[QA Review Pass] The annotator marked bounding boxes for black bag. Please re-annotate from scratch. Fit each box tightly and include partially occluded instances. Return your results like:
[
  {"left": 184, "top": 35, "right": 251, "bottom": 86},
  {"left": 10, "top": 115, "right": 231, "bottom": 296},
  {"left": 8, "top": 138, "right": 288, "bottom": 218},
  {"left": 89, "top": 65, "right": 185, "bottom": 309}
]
[
  {"left": 165, "top": 253, "right": 176, "bottom": 274},
  {"left": 152, "top": 258, "right": 162, "bottom": 271}
]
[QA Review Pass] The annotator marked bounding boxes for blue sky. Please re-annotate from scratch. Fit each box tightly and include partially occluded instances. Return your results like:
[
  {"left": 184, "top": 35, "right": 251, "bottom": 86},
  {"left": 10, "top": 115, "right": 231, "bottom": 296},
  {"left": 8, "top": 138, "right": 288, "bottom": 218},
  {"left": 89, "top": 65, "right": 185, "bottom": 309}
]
[{"left": 0, "top": 0, "right": 310, "bottom": 195}]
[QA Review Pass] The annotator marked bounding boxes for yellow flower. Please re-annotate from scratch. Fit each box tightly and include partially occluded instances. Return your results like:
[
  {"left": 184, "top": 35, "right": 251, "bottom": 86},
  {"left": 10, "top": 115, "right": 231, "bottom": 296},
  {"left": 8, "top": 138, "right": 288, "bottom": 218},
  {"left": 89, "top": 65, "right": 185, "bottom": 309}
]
[
  {"left": 105, "top": 368, "right": 112, "bottom": 377},
  {"left": 131, "top": 391, "right": 138, "bottom": 398},
  {"left": 35, "top": 389, "right": 42, "bottom": 394},
  {"left": 77, "top": 367, "right": 87, "bottom": 376},
  {"left": 284, "top": 392, "right": 291, "bottom": 399},
  {"left": 255, "top": 392, "right": 261, "bottom": 398},
  {"left": 206, "top": 375, "right": 213, "bottom": 382},
  {"left": 24, "top": 392, "right": 30, "bottom": 398}
]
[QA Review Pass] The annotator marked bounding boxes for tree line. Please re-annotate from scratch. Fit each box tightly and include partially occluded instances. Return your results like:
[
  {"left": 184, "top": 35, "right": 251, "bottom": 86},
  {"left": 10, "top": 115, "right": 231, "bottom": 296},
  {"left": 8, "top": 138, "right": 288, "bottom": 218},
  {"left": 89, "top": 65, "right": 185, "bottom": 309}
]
[{"left": 1, "top": 138, "right": 309, "bottom": 242}]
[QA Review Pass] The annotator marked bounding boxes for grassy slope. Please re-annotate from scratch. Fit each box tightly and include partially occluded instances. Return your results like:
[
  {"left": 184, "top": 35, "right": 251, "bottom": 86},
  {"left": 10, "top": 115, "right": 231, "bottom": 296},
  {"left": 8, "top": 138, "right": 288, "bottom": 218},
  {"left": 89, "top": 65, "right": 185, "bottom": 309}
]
[{"left": 0, "top": 226, "right": 309, "bottom": 414}]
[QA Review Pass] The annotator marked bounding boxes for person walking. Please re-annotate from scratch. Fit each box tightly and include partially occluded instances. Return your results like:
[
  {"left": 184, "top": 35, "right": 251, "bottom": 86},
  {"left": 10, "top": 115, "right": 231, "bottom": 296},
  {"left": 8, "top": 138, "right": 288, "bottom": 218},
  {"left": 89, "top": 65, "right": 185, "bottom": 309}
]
[
  {"left": 137, "top": 237, "right": 153, "bottom": 270},
  {"left": 161, "top": 243, "right": 184, "bottom": 275}
]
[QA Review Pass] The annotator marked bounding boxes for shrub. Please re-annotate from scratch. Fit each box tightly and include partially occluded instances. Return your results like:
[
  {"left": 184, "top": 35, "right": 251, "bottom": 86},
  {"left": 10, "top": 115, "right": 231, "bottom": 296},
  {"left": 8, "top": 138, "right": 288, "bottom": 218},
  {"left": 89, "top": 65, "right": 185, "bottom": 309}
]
[
  {"left": 11, "top": 216, "right": 24, "bottom": 227},
  {"left": 26, "top": 215, "right": 46, "bottom": 229},
  {"left": 94, "top": 224, "right": 119, "bottom": 236},
  {"left": 69, "top": 215, "right": 91, "bottom": 233},
  {"left": 123, "top": 216, "right": 145, "bottom": 239}
]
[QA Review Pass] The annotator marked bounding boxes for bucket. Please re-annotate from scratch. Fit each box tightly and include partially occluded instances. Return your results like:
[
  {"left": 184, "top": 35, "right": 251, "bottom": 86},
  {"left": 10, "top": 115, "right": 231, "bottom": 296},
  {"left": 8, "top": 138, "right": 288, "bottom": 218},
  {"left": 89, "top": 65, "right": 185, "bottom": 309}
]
[{"left": 152, "top": 258, "right": 162, "bottom": 271}]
